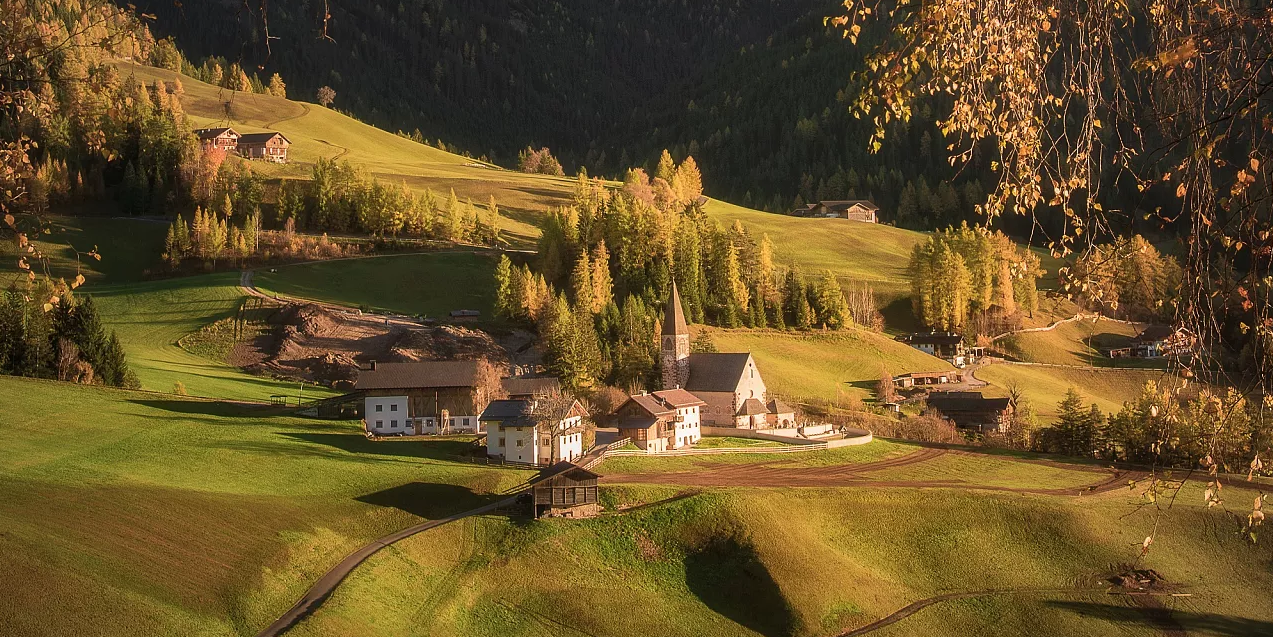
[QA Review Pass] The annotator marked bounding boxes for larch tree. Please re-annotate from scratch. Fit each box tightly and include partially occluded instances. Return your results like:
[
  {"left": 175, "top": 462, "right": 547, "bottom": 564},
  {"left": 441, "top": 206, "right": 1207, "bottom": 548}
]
[{"left": 267, "top": 72, "right": 286, "bottom": 97}]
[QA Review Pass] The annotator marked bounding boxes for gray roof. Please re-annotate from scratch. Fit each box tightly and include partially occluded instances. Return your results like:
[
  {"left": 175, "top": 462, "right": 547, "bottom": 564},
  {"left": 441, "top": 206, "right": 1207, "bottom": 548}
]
[
  {"left": 194, "top": 127, "right": 238, "bottom": 139},
  {"left": 354, "top": 361, "right": 479, "bottom": 390},
  {"left": 237, "top": 131, "right": 291, "bottom": 144},
  {"left": 662, "top": 281, "right": 689, "bottom": 336},
  {"left": 626, "top": 394, "right": 674, "bottom": 417},
  {"left": 906, "top": 333, "right": 963, "bottom": 346},
  {"left": 737, "top": 398, "right": 768, "bottom": 416},
  {"left": 502, "top": 377, "right": 560, "bottom": 398},
  {"left": 479, "top": 399, "right": 532, "bottom": 425},
  {"left": 685, "top": 352, "right": 753, "bottom": 392},
  {"left": 820, "top": 199, "right": 880, "bottom": 212},
  {"left": 767, "top": 398, "right": 795, "bottom": 415},
  {"left": 1134, "top": 325, "right": 1175, "bottom": 343},
  {"left": 927, "top": 392, "right": 1011, "bottom": 413}
]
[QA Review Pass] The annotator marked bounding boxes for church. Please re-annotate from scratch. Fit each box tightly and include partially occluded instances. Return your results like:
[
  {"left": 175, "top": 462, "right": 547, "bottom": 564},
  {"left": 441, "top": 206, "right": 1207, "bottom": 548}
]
[{"left": 661, "top": 282, "right": 796, "bottom": 428}]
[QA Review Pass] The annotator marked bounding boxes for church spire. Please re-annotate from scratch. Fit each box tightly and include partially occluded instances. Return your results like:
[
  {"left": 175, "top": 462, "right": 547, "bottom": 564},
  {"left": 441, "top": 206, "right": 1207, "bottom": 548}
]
[{"left": 662, "top": 280, "right": 689, "bottom": 336}]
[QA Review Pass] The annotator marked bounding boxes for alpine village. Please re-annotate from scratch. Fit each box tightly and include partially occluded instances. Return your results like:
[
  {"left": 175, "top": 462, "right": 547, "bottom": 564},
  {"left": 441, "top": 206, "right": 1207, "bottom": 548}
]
[{"left": 1, "top": 2, "right": 1271, "bottom": 637}]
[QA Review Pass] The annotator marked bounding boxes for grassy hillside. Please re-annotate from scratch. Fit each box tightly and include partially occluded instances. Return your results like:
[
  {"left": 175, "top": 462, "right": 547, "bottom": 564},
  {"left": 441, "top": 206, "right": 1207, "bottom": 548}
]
[
  {"left": 92, "top": 272, "right": 332, "bottom": 401},
  {"left": 705, "top": 199, "right": 927, "bottom": 304},
  {"left": 976, "top": 364, "right": 1179, "bottom": 420},
  {"left": 0, "top": 375, "right": 530, "bottom": 637},
  {"left": 700, "top": 326, "right": 951, "bottom": 404},
  {"left": 995, "top": 318, "right": 1157, "bottom": 368},
  {"left": 118, "top": 62, "right": 575, "bottom": 247},
  {"left": 285, "top": 483, "right": 1273, "bottom": 637},
  {"left": 29, "top": 215, "right": 170, "bottom": 282},
  {"left": 253, "top": 251, "right": 499, "bottom": 319}
]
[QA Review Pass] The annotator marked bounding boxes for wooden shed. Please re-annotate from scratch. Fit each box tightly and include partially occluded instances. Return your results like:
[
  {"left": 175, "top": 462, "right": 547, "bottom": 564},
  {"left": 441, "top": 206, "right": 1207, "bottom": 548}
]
[{"left": 532, "top": 462, "right": 600, "bottom": 519}]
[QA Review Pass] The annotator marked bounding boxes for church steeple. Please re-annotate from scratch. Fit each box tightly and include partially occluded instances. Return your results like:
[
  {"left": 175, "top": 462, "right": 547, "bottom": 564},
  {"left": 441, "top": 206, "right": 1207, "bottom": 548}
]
[
  {"left": 663, "top": 280, "right": 689, "bottom": 337},
  {"left": 661, "top": 281, "right": 691, "bottom": 389}
]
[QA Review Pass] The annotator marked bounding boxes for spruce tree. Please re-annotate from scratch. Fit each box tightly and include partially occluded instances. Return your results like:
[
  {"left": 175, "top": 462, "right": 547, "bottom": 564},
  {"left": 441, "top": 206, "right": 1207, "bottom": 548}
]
[{"left": 570, "top": 252, "right": 593, "bottom": 313}]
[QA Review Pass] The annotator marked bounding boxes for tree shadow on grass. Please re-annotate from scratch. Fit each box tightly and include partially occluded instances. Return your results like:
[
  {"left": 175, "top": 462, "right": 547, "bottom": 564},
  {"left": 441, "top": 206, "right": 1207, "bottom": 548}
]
[
  {"left": 128, "top": 398, "right": 276, "bottom": 418},
  {"left": 279, "top": 432, "right": 478, "bottom": 461},
  {"left": 684, "top": 534, "right": 798, "bottom": 637},
  {"left": 354, "top": 481, "right": 518, "bottom": 521},
  {"left": 1044, "top": 600, "right": 1273, "bottom": 637}
]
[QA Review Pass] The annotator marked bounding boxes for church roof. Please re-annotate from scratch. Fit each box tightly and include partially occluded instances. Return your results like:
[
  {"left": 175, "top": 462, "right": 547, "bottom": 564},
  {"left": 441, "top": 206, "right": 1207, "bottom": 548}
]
[
  {"left": 737, "top": 398, "right": 768, "bottom": 416},
  {"left": 684, "top": 352, "right": 753, "bottom": 393},
  {"left": 662, "top": 281, "right": 689, "bottom": 336}
]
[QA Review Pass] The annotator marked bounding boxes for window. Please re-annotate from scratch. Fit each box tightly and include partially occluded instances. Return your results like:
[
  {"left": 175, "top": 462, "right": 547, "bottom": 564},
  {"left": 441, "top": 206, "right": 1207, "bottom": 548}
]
[
  {"left": 391, "top": 420, "right": 398, "bottom": 427},
  {"left": 463, "top": 417, "right": 470, "bottom": 426},
  {"left": 375, "top": 404, "right": 383, "bottom": 412},
  {"left": 516, "top": 440, "right": 524, "bottom": 447},
  {"left": 390, "top": 404, "right": 398, "bottom": 412},
  {"left": 375, "top": 420, "right": 383, "bottom": 427}
]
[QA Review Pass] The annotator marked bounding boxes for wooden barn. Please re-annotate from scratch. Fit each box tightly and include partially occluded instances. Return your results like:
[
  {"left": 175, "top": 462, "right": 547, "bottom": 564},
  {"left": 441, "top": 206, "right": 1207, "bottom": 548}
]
[
  {"left": 236, "top": 131, "right": 291, "bottom": 162},
  {"left": 193, "top": 127, "right": 239, "bottom": 153},
  {"left": 531, "top": 462, "right": 600, "bottom": 518},
  {"left": 354, "top": 360, "right": 499, "bottom": 436}
]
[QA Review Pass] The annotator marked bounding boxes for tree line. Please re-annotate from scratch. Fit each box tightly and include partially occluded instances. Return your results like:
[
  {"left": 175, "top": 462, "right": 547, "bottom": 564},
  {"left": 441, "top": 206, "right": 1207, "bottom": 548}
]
[
  {"left": 494, "top": 152, "right": 877, "bottom": 392},
  {"left": 0, "top": 284, "right": 134, "bottom": 388},
  {"left": 908, "top": 223, "right": 1042, "bottom": 336}
]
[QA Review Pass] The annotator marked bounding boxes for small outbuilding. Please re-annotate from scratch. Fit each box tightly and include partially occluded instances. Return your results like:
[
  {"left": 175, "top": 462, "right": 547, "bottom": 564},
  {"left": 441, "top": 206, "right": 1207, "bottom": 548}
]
[{"left": 531, "top": 462, "right": 600, "bottom": 519}]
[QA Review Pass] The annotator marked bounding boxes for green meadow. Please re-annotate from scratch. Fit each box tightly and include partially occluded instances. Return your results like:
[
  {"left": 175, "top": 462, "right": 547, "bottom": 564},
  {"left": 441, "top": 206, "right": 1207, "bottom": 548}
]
[
  {"left": 975, "top": 364, "right": 1181, "bottom": 421},
  {"left": 252, "top": 250, "right": 499, "bottom": 319}
]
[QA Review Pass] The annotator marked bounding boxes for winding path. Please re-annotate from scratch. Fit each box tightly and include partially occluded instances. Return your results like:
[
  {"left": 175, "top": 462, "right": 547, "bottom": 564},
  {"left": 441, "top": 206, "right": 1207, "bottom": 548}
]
[
  {"left": 837, "top": 588, "right": 1102, "bottom": 636},
  {"left": 255, "top": 495, "right": 518, "bottom": 637}
]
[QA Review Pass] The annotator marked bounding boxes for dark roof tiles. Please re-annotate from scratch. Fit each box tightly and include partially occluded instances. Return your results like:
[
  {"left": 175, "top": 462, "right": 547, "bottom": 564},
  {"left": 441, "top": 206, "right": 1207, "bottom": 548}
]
[
  {"left": 354, "top": 361, "right": 479, "bottom": 390},
  {"left": 684, "top": 352, "right": 753, "bottom": 392}
]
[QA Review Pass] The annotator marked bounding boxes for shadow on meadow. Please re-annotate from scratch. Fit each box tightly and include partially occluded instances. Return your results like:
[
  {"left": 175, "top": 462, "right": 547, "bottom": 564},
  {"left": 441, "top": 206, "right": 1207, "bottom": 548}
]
[
  {"left": 355, "top": 481, "right": 501, "bottom": 520},
  {"left": 1044, "top": 600, "right": 1273, "bottom": 637},
  {"left": 684, "top": 534, "right": 798, "bottom": 637}
]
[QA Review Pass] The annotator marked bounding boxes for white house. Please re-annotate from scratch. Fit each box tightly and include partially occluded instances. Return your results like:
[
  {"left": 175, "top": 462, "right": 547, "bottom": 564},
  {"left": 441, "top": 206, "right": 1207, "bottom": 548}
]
[
  {"left": 354, "top": 360, "right": 493, "bottom": 436},
  {"left": 614, "top": 388, "right": 707, "bottom": 453},
  {"left": 481, "top": 397, "right": 589, "bottom": 465}
]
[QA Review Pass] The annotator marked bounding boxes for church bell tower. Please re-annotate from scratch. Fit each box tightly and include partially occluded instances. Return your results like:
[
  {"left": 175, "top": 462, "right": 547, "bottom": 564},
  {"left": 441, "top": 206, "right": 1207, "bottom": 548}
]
[{"left": 661, "top": 281, "right": 691, "bottom": 390}]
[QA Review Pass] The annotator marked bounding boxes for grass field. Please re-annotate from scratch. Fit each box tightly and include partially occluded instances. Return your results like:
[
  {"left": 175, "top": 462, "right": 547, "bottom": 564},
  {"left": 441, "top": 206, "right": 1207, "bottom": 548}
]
[
  {"left": 700, "top": 326, "right": 952, "bottom": 404},
  {"left": 117, "top": 63, "right": 573, "bottom": 248},
  {"left": 996, "top": 317, "right": 1157, "bottom": 368},
  {"left": 976, "top": 363, "right": 1180, "bottom": 420},
  {"left": 0, "top": 376, "right": 531, "bottom": 637},
  {"left": 252, "top": 251, "right": 499, "bottom": 318},
  {"left": 705, "top": 199, "right": 928, "bottom": 305},
  {"left": 601, "top": 439, "right": 915, "bottom": 474},
  {"left": 91, "top": 272, "right": 333, "bottom": 401},
  {"left": 284, "top": 481, "right": 1273, "bottom": 637}
]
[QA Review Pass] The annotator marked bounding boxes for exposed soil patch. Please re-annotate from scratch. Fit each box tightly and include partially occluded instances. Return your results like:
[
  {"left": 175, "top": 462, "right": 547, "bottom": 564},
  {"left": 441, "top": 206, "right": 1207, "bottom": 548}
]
[{"left": 237, "top": 302, "right": 509, "bottom": 386}]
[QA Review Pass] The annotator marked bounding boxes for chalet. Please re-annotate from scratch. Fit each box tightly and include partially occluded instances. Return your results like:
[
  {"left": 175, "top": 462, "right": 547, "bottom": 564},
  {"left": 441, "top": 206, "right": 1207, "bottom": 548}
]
[
  {"left": 926, "top": 391, "right": 1013, "bottom": 433},
  {"left": 789, "top": 203, "right": 820, "bottom": 217},
  {"left": 501, "top": 376, "right": 561, "bottom": 400},
  {"left": 531, "top": 462, "right": 600, "bottom": 518},
  {"left": 193, "top": 127, "right": 239, "bottom": 153},
  {"left": 354, "top": 360, "right": 495, "bottom": 436},
  {"left": 236, "top": 131, "right": 291, "bottom": 163},
  {"left": 903, "top": 332, "right": 965, "bottom": 361},
  {"left": 661, "top": 282, "right": 796, "bottom": 428},
  {"left": 1131, "top": 325, "right": 1195, "bottom": 358},
  {"left": 816, "top": 200, "right": 880, "bottom": 222},
  {"left": 893, "top": 370, "right": 962, "bottom": 389},
  {"left": 481, "top": 397, "right": 589, "bottom": 465},
  {"left": 614, "top": 388, "right": 707, "bottom": 453}
]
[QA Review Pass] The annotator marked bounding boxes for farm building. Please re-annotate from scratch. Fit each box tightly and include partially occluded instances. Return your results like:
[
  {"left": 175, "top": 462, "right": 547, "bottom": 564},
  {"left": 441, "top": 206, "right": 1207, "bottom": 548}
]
[
  {"left": 926, "top": 391, "right": 1013, "bottom": 432},
  {"left": 531, "top": 462, "right": 600, "bottom": 518},
  {"left": 902, "top": 332, "right": 966, "bottom": 363},
  {"left": 894, "top": 371, "right": 962, "bottom": 388},
  {"left": 501, "top": 376, "right": 561, "bottom": 400},
  {"left": 236, "top": 131, "right": 291, "bottom": 162},
  {"left": 614, "top": 388, "right": 707, "bottom": 453},
  {"left": 661, "top": 283, "right": 796, "bottom": 427},
  {"left": 816, "top": 200, "right": 880, "bottom": 222},
  {"left": 481, "top": 397, "right": 589, "bottom": 465},
  {"left": 193, "top": 127, "right": 239, "bottom": 152},
  {"left": 1132, "top": 326, "right": 1195, "bottom": 358},
  {"left": 354, "top": 360, "right": 500, "bottom": 436}
]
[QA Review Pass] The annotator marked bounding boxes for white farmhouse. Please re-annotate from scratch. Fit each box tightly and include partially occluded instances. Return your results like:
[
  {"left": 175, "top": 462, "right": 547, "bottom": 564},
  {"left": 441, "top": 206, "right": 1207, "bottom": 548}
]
[
  {"left": 354, "top": 360, "right": 496, "bottom": 436},
  {"left": 481, "top": 397, "right": 590, "bottom": 465}
]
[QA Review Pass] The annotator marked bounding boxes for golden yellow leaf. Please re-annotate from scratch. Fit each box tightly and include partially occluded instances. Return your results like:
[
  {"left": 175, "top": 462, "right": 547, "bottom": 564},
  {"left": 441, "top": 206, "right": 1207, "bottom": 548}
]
[{"left": 1176, "top": 182, "right": 1187, "bottom": 198}]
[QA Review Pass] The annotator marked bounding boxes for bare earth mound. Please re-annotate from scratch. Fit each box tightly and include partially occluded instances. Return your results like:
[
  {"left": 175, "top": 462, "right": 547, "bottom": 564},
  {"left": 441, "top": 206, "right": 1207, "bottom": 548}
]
[{"left": 240, "top": 303, "right": 509, "bottom": 387}]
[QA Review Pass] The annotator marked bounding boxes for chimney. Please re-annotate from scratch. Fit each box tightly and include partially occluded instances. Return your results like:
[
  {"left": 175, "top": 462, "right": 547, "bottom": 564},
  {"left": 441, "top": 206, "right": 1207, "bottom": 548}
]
[{"left": 369, "top": 360, "right": 377, "bottom": 371}]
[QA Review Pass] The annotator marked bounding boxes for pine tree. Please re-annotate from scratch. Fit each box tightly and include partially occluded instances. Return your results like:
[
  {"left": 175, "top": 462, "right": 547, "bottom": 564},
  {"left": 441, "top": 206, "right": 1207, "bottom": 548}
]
[
  {"left": 267, "top": 73, "right": 286, "bottom": 97},
  {"left": 815, "top": 271, "right": 851, "bottom": 329},
  {"left": 655, "top": 149, "right": 676, "bottom": 183},
  {"left": 724, "top": 245, "right": 749, "bottom": 320},
  {"left": 485, "top": 196, "right": 501, "bottom": 246},
  {"left": 494, "top": 255, "right": 514, "bottom": 319},
  {"left": 570, "top": 252, "right": 593, "bottom": 313}
]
